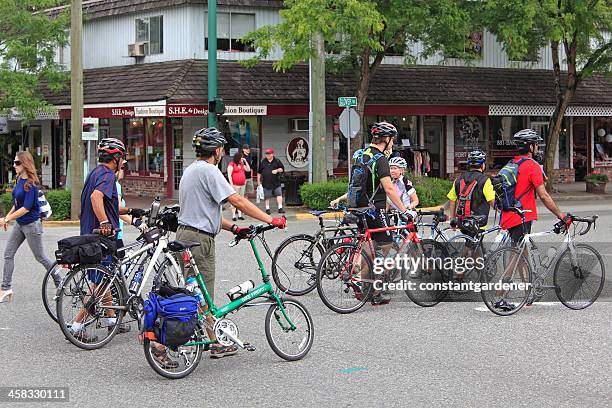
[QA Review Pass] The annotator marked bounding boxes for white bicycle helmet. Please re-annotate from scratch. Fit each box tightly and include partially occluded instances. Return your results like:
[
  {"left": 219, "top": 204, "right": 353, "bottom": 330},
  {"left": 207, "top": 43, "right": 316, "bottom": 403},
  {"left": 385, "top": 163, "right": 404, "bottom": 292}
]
[{"left": 389, "top": 156, "right": 407, "bottom": 169}]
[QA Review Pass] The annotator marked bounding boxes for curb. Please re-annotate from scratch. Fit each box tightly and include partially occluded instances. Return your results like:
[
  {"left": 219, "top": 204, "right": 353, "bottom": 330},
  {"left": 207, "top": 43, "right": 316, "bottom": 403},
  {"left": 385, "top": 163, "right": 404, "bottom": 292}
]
[
  {"left": 43, "top": 220, "right": 80, "bottom": 227},
  {"left": 295, "top": 205, "right": 445, "bottom": 221},
  {"left": 551, "top": 194, "right": 612, "bottom": 201}
]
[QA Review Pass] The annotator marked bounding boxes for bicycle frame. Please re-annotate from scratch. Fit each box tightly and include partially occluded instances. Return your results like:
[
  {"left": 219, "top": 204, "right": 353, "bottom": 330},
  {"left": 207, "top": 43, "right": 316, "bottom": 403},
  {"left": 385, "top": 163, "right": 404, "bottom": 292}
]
[{"left": 184, "top": 232, "right": 297, "bottom": 347}]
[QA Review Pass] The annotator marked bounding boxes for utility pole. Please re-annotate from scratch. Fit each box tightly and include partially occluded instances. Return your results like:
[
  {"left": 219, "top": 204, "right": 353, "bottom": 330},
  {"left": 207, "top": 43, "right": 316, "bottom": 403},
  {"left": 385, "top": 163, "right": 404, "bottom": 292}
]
[
  {"left": 207, "top": 0, "right": 217, "bottom": 128},
  {"left": 70, "top": 0, "right": 84, "bottom": 219},
  {"left": 311, "top": 31, "right": 327, "bottom": 183}
]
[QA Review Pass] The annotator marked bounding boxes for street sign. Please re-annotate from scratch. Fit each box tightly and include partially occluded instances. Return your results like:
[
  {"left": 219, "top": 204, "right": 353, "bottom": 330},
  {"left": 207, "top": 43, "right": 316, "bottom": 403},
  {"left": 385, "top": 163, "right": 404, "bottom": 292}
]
[
  {"left": 339, "top": 108, "right": 360, "bottom": 139},
  {"left": 337, "top": 97, "right": 357, "bottom": 107}
]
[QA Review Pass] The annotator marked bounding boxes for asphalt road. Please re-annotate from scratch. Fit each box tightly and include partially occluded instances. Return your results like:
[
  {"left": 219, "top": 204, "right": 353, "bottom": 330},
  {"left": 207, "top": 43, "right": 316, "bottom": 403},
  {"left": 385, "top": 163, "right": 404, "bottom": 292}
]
[{"left": 0, "top": 200, "right": 610, "bottom": 408}]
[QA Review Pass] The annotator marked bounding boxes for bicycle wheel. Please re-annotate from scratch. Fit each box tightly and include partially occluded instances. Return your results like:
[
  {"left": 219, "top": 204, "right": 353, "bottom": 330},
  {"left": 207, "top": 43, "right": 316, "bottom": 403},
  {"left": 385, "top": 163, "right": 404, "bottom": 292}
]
[
  {"left": 265, "top": 298, "right": 314, "bottom": 361},
  {"left": 316, "top": 242, "right": 374, "bottom": 314},
  {"left": 143, "top": 323, "right": 204, "bottom": 379},
  {"left": 553, "top": 244, "right": 605, "bottom": 310},
  {"left": 272, "top": 234, "right": 324, "bottom": 296},
  {"left": 446, "top": 234, "right": 484, "bottom": 294},
  {"left": 480, "top": 246, "right": 532, "bottom": 316},
  {"left": 57, "top": 265, "right": 126, "bottom": 350},
  {"left": 152, "top": 256, "right": 186, "bottom": 290},
  {"left": 42, "top": 262, "right": 72, "bottom": 323},
  {"left": 402, "top": 239, "right": 450, "bottom": 307}
]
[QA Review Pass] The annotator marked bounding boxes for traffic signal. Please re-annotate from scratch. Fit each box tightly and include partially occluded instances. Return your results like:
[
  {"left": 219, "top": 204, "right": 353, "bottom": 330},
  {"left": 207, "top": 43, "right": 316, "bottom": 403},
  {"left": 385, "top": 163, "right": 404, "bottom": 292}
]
[{"left": 208, "top": 97, "right": 225, "bottom": 115}]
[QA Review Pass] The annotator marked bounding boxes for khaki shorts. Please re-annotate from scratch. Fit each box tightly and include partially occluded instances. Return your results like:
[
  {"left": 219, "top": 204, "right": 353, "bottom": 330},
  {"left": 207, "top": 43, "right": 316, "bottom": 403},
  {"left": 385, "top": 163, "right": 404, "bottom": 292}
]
[
  {"left": 233, "top": 184, "right": 246, "bottom": 196},
  {"left": 176, "top": 226, "right": 216, "bottom": 301}
]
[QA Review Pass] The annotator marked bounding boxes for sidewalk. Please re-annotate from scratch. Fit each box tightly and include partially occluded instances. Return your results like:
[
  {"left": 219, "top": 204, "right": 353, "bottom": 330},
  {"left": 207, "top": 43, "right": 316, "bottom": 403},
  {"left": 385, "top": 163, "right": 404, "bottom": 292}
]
[{"left": 550, "top": 182, "right": 612, "bottom": 201}]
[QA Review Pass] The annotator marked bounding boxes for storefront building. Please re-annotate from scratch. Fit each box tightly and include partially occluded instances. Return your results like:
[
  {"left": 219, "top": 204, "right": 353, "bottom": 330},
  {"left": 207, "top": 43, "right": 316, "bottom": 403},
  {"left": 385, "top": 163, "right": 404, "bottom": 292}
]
[{"left": 5, "top": 60, "right": 609, "bottom": 197}]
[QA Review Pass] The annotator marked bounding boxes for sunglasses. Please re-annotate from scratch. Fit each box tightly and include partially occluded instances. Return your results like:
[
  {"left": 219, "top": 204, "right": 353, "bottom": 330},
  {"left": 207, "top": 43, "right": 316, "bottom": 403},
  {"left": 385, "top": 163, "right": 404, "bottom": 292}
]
[{"left": 13, "top": 160, "right": 22, "bottom": 166}]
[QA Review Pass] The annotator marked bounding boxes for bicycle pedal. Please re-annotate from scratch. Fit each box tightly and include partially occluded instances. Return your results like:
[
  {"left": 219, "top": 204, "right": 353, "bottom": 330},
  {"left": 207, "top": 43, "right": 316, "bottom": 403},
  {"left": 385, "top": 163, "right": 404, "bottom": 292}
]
[{"left": 244, "top": 343, "right": 256, "bottom": 352}]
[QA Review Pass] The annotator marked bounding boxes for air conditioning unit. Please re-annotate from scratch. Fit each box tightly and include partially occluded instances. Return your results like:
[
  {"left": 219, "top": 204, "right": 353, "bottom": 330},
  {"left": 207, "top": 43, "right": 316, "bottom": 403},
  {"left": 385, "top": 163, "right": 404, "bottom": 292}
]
[
  {"left": 291, "top": 118, "right": 309, "bottom": 132},
  {"left": 128, "top": 42, "right": 147, "bottom": 57}
]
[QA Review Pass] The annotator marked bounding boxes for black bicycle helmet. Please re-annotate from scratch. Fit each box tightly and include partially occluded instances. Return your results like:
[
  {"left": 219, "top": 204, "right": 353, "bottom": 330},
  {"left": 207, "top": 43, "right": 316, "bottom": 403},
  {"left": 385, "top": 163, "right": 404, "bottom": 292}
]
[
  {"left": 467, "top": 149, "right": 486, "bottom": 165},
  {"left": 98, "top": 138, "right": 126, "bottom": 161},
  {"left": 192, "top": 127, "right": 227, "bottom": 154},
  {"left": 513, "top": 128, "right": 543, "bottom": 145},
  {"left": 370, "top": 122, "right": 398, "bottom": 140}
]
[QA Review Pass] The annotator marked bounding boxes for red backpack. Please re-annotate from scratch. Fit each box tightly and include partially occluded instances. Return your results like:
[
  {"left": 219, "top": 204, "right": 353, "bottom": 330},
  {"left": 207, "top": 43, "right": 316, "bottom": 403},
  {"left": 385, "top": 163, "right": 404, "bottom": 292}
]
[{"left": 455, "top": 178, "right": 479, "bottom": 219}]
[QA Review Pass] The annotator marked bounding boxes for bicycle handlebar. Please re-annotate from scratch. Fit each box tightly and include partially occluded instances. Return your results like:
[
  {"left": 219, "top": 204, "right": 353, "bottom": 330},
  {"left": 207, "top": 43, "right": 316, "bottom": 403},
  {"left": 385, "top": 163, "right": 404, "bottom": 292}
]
[
  {"left": 553, "top": 214, "right": 597, "bottom": 235},
  {"left": 228, "top": 224, "right": 279, "bottom": 247}
]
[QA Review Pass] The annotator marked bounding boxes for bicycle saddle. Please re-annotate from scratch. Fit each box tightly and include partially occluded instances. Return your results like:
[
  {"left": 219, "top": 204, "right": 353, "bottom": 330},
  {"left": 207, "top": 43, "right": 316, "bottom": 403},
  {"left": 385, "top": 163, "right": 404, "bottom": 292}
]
[
  {"left": 310, "top": 210, "right": 329, "bottom": 216},
  {"left": 168, "top": 240, "right": 201, "bottom": 251}
]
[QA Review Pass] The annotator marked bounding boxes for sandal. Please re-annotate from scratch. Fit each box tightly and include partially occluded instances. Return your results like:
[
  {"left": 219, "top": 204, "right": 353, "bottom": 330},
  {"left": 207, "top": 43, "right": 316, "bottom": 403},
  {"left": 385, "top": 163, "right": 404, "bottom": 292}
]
[
  {"left": 210, "top": 344, "right": 238, "bottom": 359},
  {"left": 152, "top": 347, "right": 179, "bottom": 369}
]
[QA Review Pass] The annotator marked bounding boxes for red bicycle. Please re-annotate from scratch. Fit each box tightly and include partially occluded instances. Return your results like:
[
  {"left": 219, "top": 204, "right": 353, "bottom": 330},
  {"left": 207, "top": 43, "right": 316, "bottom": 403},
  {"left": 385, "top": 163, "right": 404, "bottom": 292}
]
[{"left": 315, "top": 208, "right": 450, "bottom": 314}]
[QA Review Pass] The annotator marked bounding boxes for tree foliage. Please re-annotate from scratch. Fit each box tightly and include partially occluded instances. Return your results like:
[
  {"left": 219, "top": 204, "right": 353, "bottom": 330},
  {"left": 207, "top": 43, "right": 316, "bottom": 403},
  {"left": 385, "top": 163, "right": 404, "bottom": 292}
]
[
  {"left": 483, "top": 0, "right": 612, "bottom": 187},
  {"left": 0, "top": 0, "right": 69, "bottom": 121},
  {"left": 243, "top": 0, "right": 474, "bottom": 148}
]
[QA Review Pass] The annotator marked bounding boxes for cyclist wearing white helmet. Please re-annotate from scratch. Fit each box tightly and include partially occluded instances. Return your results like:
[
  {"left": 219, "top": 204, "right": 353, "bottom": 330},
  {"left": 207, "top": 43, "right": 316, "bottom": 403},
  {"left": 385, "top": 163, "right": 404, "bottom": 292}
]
[{"left": 388, "top": 156, "right": 418, "bottom": 212}]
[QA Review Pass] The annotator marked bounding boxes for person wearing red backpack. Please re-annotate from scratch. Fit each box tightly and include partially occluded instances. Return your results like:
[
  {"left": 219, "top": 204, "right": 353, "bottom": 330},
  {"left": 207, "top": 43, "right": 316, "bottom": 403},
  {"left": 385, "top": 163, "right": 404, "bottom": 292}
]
[
  {"left": 447, "top": 149, "right": 496, "bottom": 236},
  {"left": 500, "top": 129, "right": 567, "bottom": 244}
]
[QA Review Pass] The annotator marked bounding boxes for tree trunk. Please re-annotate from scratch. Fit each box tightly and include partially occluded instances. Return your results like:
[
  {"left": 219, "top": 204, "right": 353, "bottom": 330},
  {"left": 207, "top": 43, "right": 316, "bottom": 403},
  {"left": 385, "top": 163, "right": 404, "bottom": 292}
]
[
  {"left": 353, "top": 48, "right": 384, "bottom": 157},
  {"left": 311, "top": 31, "right": 327, "bottom": 183}
]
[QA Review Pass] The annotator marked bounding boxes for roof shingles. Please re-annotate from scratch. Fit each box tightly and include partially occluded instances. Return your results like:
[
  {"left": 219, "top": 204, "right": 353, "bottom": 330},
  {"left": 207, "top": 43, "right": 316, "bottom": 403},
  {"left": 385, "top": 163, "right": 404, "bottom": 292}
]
[{"left": 40, "top": 59, "right": 612, "bottom": 107}]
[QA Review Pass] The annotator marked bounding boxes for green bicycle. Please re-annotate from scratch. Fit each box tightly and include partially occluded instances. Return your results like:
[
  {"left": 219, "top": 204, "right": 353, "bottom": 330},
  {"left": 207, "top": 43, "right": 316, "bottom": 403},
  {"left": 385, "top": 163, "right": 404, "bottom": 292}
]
[{"left": 142, "top": 224, "right": 315, "bottom": 379}]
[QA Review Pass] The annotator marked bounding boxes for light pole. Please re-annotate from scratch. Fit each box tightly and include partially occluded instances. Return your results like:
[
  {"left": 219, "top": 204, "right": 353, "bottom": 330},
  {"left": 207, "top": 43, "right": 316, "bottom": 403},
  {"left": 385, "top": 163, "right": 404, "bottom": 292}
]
[{"left": 207, "top": 0, "right": 217, "bottom": 128}]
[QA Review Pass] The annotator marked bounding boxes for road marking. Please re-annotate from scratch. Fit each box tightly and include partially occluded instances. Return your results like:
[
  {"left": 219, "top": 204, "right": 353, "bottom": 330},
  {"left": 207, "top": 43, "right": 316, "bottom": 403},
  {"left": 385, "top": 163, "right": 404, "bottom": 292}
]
[
  {"left": 0, "top": 327, "right": 10, "bottom": 331},
  {"left": 338, "top": 367, "right": 368, "bottom": 374}
]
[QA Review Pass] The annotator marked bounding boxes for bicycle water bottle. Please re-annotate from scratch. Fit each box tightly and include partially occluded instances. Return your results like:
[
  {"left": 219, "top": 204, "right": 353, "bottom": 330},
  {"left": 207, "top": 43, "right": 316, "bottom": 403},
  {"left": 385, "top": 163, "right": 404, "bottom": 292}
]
[
  {"left": 129, "top": 267, "right": 144, "bottom": 293},
  {"left": 226, "top": 280, "right": 255, "bottom": 301},
  {"left": 186, "top": 276, "right": 204, "bottom": 305}
]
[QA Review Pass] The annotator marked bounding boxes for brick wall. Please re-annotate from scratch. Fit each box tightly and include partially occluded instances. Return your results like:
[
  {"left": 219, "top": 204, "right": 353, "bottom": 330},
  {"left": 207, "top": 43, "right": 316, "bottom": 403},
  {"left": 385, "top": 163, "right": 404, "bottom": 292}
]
[
  {"left": 551, "top": 168, "right": 575, "bottom": 184},
  {"left": 121, "top": 178, "right": 166, "bottom": 197}
]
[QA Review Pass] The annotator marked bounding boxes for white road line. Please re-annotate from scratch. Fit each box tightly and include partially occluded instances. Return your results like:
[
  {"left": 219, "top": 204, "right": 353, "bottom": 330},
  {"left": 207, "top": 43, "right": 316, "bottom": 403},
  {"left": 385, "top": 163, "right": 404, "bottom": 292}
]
[{"left": 474, "top": 302, "right": 561, "bottom": 311}]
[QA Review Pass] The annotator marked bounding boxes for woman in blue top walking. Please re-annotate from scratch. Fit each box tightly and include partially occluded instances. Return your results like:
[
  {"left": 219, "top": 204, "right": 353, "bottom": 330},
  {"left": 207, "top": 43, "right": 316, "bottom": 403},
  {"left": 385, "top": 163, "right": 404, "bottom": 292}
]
[{"left": 0, "top": 151, "right": 54, "bottom": 303}]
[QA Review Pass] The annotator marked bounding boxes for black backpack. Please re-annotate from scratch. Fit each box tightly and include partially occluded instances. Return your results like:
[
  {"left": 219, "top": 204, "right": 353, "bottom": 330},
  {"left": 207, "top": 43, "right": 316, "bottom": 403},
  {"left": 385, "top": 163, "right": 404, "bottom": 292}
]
[{"left": 347, "top": 148, "right": 384, "bottom": 207}]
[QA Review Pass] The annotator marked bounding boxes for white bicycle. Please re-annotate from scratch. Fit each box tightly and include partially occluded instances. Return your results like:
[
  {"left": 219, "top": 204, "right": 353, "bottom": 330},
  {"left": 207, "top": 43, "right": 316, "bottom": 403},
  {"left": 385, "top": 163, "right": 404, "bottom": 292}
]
[{"left": 481, "top": 209, "right": 605, "bottom": 316}]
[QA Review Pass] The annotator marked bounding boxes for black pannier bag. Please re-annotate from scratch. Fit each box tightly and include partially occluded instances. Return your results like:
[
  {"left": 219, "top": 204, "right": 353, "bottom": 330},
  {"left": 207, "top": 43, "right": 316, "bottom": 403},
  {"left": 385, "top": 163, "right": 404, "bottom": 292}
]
[{"left": 55, "top": 234, "right": 116, "bottom": 265}]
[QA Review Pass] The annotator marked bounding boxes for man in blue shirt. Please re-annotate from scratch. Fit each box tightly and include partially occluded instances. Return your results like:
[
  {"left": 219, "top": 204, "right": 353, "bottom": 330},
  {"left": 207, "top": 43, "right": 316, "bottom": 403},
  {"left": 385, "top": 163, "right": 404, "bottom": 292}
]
[{"left": 70, "top": 138, "right": 144, "bottom": 343}]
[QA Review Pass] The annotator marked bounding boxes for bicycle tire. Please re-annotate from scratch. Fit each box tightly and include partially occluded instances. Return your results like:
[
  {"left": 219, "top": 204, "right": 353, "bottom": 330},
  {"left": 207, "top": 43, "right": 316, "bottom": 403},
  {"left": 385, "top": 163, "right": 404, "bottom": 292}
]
[
  {"left": 553, "top": 243, "right": 605, "bottom": 310},
  {"left": 402, "top": 239, "right": 450, "bottom": 307},
  {"left": 151, "top": 256, "right": 186, "bottom": 290},
  {"left": 265, "top": 298, "right": 314, "bottom": 361},
  {"left": 480, "top": 246, "right": 532, "bottom": 316},
  {"left": 316, "top": 242, "right": 374, "bottom": 314},
  {"left": 42, "top": 262, "right": 72, "bottom": 323},
  {"left": 272, "top": 234, "right": 324, "bottom": 296},
  {"left": 143, "top": 324, "right": 204, "bottom": 379},
  {"left": 57, "top": 265, "right": 127, "bottom": 350}
]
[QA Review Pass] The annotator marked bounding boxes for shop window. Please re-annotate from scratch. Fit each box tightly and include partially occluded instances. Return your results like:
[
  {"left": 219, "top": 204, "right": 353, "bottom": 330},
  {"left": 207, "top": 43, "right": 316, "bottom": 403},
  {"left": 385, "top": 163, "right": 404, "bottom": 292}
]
[
  {"left": 489, "top": 116, "right": 524, "bottom": 170},
  {"left": 218, "top": 116, "right": 260, "bottom": 175},
  {"left": 332, "top": 117, "right": 348, "bottom": 174},
  {"left": 205, "top": 12, "right": 255, "bottom": 52},
  {"left": 454, "top": 116, "right": 487, "bottom": 172},
  {"left": 136, "top": 16, "right": 164, "bottom": 55},
  {"left": 594, "top": 117, "right": 612, "bottom": 167},
  {"left": 124, "top": 118, "right": 165, "bottom": 176}
]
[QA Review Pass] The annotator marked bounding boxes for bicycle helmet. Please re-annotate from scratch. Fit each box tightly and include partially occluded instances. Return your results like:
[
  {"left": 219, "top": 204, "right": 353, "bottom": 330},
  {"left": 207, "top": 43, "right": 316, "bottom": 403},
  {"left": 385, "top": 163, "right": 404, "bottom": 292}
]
[
  {"left": 466, "top": 149, "right": 486, "bottom": 165},
  {"left": 370, "top": 122, "right": 398, "bottom": 140},
  {"left": 192, "top": 127, "right": 227, "bottom": 154},
  {"left": 98, "top": 138, "right": 126, "bottom": 161},
  {"left": 389, "top": 156, "right": 407, "bottom": 169},
  {"left": 513, "top": 128, "right": 543, "bottom": 145}
]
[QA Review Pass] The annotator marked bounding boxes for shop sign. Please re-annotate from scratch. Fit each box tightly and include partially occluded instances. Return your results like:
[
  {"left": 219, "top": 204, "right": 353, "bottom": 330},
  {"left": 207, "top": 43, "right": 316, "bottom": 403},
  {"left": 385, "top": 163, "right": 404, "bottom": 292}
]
[
  {"left": 82, "top": 117, "right": 99, "bottom": 141},
  {"left": 135, "top": 106, "right": 166, "bottom": 117},
  {"left": 286, "top": 136, "right": 309, "bottom": 168},
  {"left": 167, "top": 105, "right": 209, "bottom": 117},
  {"left": 224, "top": 106, "right": 267, "bottom": 116}
]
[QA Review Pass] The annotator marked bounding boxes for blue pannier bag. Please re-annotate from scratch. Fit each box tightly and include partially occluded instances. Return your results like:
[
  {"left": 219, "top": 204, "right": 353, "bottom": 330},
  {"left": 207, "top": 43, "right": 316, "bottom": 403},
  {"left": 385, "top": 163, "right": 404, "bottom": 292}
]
[{"left": 143, "top": 292, "right": 199, "bottom": 347}]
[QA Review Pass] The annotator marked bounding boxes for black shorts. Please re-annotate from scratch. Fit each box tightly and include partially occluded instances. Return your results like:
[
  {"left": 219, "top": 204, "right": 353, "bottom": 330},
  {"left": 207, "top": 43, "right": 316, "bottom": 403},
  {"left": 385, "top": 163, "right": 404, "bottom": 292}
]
[
  {"left": 365, "top": 208, "right": 393, "bottom": 244},
  {"left": 508, "top": 221, "right": 532, "bottom": 244}
]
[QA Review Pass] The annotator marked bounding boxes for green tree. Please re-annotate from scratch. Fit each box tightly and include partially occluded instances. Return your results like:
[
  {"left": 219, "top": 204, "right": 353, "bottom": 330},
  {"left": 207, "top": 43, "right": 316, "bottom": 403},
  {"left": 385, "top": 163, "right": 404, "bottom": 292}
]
[
  {"left": 0, "top": 0, "right": 69, "bottom": 121},
  {"left": 483, "top": 0, "right": 612, "bottom": 189},
  {"left": 244, "top": 0, "right": 474, "bottom": 151}
]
